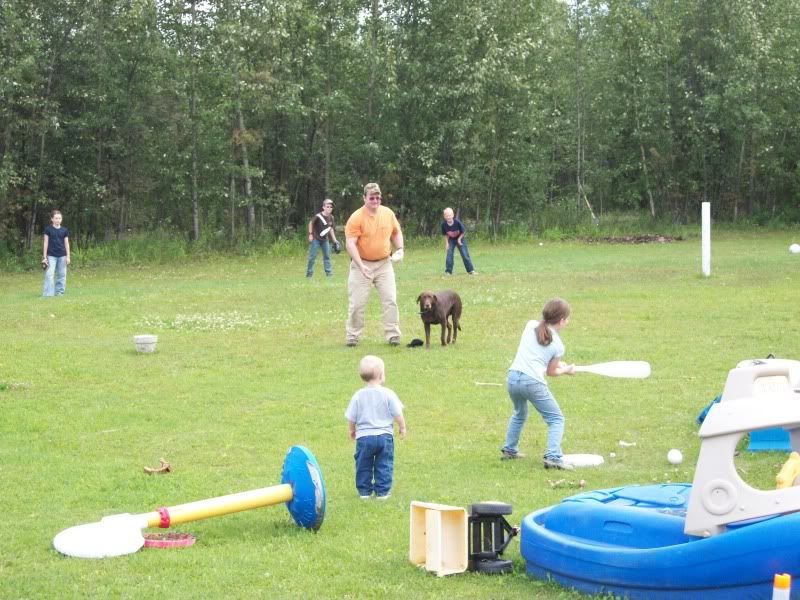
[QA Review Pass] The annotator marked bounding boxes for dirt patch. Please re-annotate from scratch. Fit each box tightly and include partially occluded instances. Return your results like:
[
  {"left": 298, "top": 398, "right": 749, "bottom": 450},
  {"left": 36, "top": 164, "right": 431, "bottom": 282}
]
[{"left": 581, "top": 234, "right": 683, "bottom": 244}]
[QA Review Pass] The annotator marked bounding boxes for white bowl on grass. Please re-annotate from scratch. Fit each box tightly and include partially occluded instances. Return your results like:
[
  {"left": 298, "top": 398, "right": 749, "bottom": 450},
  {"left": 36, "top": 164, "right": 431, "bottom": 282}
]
[{"left": 133, "top": 334, "right": 158, "bottom": 353}]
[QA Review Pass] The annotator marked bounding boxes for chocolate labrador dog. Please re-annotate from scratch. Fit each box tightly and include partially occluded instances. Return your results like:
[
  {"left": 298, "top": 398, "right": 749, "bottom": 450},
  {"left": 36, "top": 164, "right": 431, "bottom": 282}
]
[{"left": 416, "top": 290, "right": 462, "bottom": 349}]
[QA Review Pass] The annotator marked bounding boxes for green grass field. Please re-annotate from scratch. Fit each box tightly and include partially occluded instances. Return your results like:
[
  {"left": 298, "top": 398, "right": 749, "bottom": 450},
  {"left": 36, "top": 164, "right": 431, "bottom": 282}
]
[{"left": 1, "top": 231, "right": 799, "bottom": 599}]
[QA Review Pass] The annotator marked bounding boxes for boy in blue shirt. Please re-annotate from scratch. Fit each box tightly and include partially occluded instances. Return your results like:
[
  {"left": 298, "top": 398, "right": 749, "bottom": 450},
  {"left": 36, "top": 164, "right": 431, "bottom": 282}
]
[
  {"left": 345, "top": 355, "right": 407, "bottom": 499},
  {"left": 441, "top": 207, "right": 476, "bottom": 275}
]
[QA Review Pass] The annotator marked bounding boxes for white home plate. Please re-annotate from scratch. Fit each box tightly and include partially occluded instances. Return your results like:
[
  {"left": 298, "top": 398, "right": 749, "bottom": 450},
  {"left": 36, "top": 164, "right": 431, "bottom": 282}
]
[{"left": 562, "top": 454, "right": 604, "bottom": 467}]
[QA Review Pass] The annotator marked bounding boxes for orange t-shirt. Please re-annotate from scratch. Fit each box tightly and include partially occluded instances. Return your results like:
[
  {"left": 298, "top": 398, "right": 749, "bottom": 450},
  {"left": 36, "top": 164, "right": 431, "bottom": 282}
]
[{"left": 345, "top": 206, "right": 401, "bottom": 261}]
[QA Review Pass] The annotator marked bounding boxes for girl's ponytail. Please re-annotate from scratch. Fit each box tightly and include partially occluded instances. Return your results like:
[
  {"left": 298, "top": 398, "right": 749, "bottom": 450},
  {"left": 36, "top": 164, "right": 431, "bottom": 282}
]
[
  {"left": 535, "top": 298, "right": 571, "bottom": 346},
  {"left": 535, "top": 321, "right": 553, "bottom": 346}
]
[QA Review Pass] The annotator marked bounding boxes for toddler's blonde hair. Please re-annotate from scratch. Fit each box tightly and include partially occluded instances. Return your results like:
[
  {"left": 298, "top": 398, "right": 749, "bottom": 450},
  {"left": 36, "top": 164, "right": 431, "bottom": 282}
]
[{"left": 359, "top": 355, "right": 385, "bottom": 383}]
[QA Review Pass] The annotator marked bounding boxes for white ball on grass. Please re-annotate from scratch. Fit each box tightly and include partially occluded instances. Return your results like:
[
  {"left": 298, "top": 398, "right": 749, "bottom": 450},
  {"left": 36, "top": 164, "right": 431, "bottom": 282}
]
[
  {"left": 790, "top": 243, "right": 800, "bottom": 254},
  {"left": 667, "top": 449, "right": 683, "bottom": 465}
]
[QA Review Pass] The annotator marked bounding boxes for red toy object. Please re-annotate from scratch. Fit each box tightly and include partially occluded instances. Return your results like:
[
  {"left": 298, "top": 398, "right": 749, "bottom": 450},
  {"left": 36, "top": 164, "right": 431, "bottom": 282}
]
[{"left": 143, "top": 532, "right": 196, "bottom": 549}]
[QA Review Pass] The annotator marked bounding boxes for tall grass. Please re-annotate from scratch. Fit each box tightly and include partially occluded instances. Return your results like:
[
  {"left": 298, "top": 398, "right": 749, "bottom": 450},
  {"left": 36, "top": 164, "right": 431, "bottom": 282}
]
[
  {"left": 77, "top": 230, "right": 190, "bottom": 266},
  {"left": 5, "top": 210, "right": 800, "bottom": 274},
  {"left": 1, "top": 231, "right": 799, "bottom": 598},
  {"left": 0, "top": 212, "right": 713, "bottom": 273}
]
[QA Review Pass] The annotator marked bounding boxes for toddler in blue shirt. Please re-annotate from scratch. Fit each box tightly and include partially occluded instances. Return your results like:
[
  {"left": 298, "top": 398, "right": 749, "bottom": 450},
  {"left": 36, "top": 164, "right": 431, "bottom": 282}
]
[{"left": 345, "top": 355, "right": 407, "bottom": 499}]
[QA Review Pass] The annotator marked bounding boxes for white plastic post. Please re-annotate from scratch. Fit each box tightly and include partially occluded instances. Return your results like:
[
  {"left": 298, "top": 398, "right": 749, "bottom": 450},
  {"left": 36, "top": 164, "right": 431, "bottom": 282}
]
[{"left": 701, "top": 202, "right": 711, "bottom": 277}]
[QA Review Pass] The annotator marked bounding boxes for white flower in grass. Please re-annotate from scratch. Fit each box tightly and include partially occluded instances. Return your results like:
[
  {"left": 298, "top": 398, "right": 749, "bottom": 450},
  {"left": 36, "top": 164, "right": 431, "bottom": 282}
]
[
  {"left": 170, "top": 311, "right": 264, "bottom": 331},
  {"left": 139, "top": 312, "right": 265, "bottom": 331}
]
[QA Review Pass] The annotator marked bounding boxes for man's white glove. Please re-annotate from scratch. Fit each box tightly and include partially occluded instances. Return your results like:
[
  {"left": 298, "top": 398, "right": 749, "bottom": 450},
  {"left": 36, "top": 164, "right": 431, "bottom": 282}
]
[{"left": 390, "top": 248, "right": 404, "bottom": 262}]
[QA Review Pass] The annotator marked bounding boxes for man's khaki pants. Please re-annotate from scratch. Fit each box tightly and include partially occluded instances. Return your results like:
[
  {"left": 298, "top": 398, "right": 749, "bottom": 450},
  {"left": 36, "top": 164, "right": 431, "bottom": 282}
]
[{"left": 346, "top": 258, "right": 401, "bottom": 342}]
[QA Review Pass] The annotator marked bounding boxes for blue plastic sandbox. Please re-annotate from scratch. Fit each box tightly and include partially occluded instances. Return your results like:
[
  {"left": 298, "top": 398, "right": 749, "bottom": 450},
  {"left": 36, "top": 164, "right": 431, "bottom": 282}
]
[{"left": 521, "top": 483, "right": 800, "bottom": 599}]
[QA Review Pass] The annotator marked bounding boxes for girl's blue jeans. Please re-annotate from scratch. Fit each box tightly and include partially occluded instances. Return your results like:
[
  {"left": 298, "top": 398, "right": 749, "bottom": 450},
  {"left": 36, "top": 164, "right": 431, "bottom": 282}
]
[
  {"left": 354, "top": 434, "right": 394, "bottom": 497},
  {"left": 43, "top": 256, "right": 67, "bottom": 296},
  {"left": 503, "top": 370, "right": 565, "bottom": 460}
]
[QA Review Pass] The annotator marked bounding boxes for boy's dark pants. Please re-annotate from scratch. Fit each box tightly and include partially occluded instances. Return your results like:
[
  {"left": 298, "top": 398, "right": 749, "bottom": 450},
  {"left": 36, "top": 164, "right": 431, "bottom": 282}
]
[
  {"left": 445, "top": 238, "right": 475, "bottom": 273},
  {"left": 354, "top": 434, "right": 394, "bottom": 497}
]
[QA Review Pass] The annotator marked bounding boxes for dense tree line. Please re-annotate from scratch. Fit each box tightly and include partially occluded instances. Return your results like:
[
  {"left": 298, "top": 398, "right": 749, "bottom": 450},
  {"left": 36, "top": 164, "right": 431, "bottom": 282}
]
[{"left": 2, "top": 0, "right": 799, "bottom": 256}]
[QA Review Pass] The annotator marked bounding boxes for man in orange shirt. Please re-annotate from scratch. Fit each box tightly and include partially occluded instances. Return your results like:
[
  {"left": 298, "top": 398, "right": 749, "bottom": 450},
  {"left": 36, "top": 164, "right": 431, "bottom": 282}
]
[{"left": 344, "top": 182, "right": 404, "bottom": 347}]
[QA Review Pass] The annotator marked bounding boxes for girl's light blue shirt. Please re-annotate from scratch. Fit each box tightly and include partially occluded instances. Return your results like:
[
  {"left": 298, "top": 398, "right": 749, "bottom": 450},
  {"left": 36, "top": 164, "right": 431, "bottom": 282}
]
[{"left": 509, "top": 320, "right": 565, "bottom": 384}]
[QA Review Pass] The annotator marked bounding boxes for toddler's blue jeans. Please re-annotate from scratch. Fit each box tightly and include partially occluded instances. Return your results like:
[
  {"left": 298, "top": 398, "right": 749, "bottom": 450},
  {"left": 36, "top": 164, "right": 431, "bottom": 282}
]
[{"left": 354, "top": 433, "right": 394, "bottom": 497}]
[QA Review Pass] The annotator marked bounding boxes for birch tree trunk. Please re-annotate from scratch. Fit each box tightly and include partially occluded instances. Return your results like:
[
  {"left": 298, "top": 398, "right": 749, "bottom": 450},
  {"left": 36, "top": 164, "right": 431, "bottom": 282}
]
[
  {"left": 26, "top": 59, "right": 56, "bottom": 250},
  {"left": 190, "top": 0, "right": 200, "bottom": 241},
  {"left": 237, "top": 103, "right": 255, "bottom": 235},
  {"left": 232, "top": 61, "right": 254, "bottom": 236},
  {"left": 574, "top": 0, "right": 584, "bottom": 215}
]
